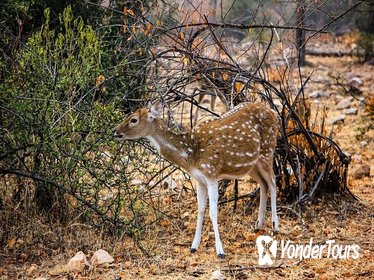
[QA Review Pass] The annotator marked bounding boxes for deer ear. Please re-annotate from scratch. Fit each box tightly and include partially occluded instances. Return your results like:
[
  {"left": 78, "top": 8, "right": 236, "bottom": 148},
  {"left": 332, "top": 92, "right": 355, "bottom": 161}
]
[{"left": 148, "top": 102, "right": 162, "bottom": 119}]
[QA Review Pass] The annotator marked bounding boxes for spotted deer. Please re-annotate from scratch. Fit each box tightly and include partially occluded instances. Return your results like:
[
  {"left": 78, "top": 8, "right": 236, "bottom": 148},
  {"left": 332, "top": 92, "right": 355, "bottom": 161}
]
[{"left": 113, "top": 102, "right": 279, "bottom": 258}]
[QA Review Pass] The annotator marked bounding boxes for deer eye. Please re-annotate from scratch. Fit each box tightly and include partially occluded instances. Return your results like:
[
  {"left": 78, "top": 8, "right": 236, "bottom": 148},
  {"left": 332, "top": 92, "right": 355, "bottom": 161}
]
[{"left": 130, "top": 118, "right": 138, "bottom": 124}]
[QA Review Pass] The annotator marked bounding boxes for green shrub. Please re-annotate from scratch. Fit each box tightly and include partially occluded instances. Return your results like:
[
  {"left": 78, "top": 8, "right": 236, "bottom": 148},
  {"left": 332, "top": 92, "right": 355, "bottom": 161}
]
[
  {"left": 1, "top": 6, "right": 122, "bottom": 213},
  {"left": 356, "top": 32, "right": 374, "bottom": 62}
]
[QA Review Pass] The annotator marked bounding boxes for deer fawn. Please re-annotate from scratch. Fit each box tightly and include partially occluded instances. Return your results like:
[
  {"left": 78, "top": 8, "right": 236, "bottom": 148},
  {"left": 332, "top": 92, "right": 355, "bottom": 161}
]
[{"left": 113, "top": 102, "right": 279, "bottom": 258}]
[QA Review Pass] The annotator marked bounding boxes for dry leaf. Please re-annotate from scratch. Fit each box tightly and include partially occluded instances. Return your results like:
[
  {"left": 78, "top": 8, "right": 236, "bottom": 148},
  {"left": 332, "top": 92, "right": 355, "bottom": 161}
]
[
  {"left": 7, "top": 237, "right": 16, "bottom": 249},
  {"left": 95, "top": 75, "right": 105, "bottom": 87},
  {"left": 234, "top": 81, "right": 243, "bottom": 92},
  {"left": 26, "top": 265, "right": 37, "bottom": 275},
  {"left": 126, "top": 9, "right": 135, "bottom": 17},
  {"left": 149, "top": 264, "right": 156, "bottom": 274},
  {"left": 160, "top": 220, "right": 170, "bottom": 227},
  {"left": 48, "top": 265, "right": 68, "bottom": 276},
  {"left": 182, "top": 57, "right": 189, "bottom": 66},
  {"left": 242, "top": 232, "right": 256, "bottom": 241},
  {"left": 180, "top": 31, "right": 185, "bottom": 41},
  {"left": 222, "top": 73, "right": 229, "bottom": 81},
  {"left": 144, "top": 23, "right": 152, "bottom": 35}
]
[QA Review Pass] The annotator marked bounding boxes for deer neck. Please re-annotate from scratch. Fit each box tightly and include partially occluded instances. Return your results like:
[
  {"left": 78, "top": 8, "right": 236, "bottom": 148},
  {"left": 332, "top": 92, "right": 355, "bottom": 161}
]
[{"left": 146, "top": 119, "right": 196, "bottom": 170}]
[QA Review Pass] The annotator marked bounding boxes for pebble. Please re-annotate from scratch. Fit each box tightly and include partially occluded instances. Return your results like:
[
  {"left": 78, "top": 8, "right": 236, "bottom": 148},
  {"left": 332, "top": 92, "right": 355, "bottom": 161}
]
[
  {"left": 336, "top": 97, "right": 353, "bottom": 109},
  {"left": 360, "top": 141, "right": 368, "bottom": 148},
  {"left": 91, "top": 249, "right": 114, "bottom": 266},
  {"left": 348, "top": 76, "right": 363, "bottom": 89},
  {"left": 343, "top": 108, "right": 358, "bottom": 115},
  {"left": 351, "top": 154, "right": 362, "bottom": 163},
  {"left": 211, "top": 270, "right": 225, "bottom": 280},
  {"left": 67, "top": 251, "right": 90, "bottom": 272},
  {"left": 308, "top": 90, "right": 329, "bottom": 99},
  {"left": 330, "top": 114, "right": 346, "bottom": 125}
]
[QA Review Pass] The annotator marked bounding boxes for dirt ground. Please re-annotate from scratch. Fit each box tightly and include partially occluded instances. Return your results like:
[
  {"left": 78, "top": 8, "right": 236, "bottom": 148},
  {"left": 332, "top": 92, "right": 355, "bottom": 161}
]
[{"left": 1, "top": 39, "right": 373, "bottom": 280}]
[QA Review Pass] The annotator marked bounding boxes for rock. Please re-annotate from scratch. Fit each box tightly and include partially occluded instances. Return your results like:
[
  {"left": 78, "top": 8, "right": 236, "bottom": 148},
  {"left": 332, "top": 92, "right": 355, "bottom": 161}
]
[
  {"left": 348, "top": 76, "right": 363, "bottom": 89},
  {"left": 211, "top": 270, "right": 225, "bottom": 280},
  {"left": 333, "top": 94, "right": 344, "bottom": 102},
  {"left": 308, "top": 90, "right": 329, "bottom": 99},
  {"left": 354, "top": 164, "right": 370, "bottom": 179},
  {"left": 351, "top": 154, "right": 362, "bottom": 163},
  {"left": 336, "top": 97, "right": 352, "bottom": 110},
  {"left": 360, "top": 141, "right": 368, "bottom": 148},
  {"left": 343, "top": 108, "right": 358, "bottom": 115},
  {"left": 330, "top": 114, "right": 346, "bottom": 125},
  {"left": 91, "top": 249, "right": 114, "bottom": 266},
  {"left": 67, "top": 251, "right": 90, "bottom": 272},
  {"left": 182, "top": 211, "right": 190, "bottom": 219}
]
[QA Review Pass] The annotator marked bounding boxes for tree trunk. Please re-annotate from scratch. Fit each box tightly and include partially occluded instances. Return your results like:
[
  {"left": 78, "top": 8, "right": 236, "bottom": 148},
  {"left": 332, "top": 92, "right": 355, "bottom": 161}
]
[{"left": 296, "top": 0, "right": 306, "bottom": 66}]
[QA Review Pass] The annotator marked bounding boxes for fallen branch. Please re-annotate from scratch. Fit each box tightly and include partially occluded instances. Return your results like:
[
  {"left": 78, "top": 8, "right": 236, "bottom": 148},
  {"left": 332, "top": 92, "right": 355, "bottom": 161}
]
[
  {"left": 222, "top": 263, "right": 284, "bottom": 272},
  {"left": 306, "top": 49, "right": 354, "bottom": 57},
  {"left": 219, "top": 188, "right": 259, "bottom": 205}
]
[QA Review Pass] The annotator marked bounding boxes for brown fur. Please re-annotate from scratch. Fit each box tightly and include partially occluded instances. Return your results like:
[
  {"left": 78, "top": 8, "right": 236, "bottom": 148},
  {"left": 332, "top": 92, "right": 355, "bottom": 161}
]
[{"left": 114, "top": 102, "right": 278, "bottom": 180}]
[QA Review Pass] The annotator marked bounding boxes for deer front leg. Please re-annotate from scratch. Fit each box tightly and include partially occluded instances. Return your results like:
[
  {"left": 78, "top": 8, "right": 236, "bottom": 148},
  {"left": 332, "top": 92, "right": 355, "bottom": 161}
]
[
  {"left": 207, "top": 181, "right": 224, "bottom": 258},
  {"left": 191, "top": 183, "right": 207, "bottom": 253}
]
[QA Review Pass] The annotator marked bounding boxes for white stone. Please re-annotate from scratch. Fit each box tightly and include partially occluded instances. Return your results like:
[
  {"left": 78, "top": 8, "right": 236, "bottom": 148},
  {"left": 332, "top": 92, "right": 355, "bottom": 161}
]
[
  {"left": 67, "top": 251, "right": 90, "bottom": 272},
  {"left": 91, "top": 249, "right": 114, "bottom": 266},
  {"left": 211, "top": 269, "right": 225, "bottom": 280},
  {"left": 308, "top": 90, "right": 329, "bottom": 99},
  {"left": 336, "top": 97, "right": 352, "bottom": 110},
  {"left": 343, "top": 108, "right": 358, "bottom": 115},
  {"left": 348, "top": 76, "right": 363, "bottom": 89},
  {"left": 330, "top": 114, "right": 346, "bottom": 125},
  {"left": 360, "top": 141, "right": 368, "bottom": 148}
]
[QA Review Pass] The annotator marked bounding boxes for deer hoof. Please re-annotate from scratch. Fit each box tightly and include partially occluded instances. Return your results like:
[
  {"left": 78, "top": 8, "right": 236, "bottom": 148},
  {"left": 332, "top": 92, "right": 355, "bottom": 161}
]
[
  {"left": 272, "top": 222, "right": 279, "bottom": 235},
  {"left": 190, "top": 248, "right": 197, "bottom": 253},
  {"left": 217, "top": 253, "right": 225, "bottom": 259}
]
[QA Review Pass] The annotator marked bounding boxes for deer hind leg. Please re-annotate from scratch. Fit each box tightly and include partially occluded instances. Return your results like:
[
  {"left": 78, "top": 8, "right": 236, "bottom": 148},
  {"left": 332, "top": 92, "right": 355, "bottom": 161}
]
[
  {"left": 210, "top": 93, "right": 217, "bottom": 112},
  {"left": 207, "top": 181, "right": 224, "bottom": 258},
  {"left": 193, "top": 93, "right": 205, "bottom": 125},
  {"left": 250, "top": 166, "right": 268, "bottom": 231},
  {"left": 191, "top": 182, "right": 208, "bottom": 252},
  {"left": 256, "top": 159, "right": 279, "bottom": 233}
]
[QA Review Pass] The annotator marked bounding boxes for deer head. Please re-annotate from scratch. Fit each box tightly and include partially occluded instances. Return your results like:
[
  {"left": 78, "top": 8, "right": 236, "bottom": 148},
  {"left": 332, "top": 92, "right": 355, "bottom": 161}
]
[{"left": 113, "top": 103, "right": 163, "bottom": 140}]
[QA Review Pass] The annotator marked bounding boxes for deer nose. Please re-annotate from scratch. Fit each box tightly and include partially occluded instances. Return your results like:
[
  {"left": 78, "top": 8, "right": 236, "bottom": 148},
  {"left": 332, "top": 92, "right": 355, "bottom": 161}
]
[{"left": 112, "top": 129, "right": 121, "bottom": 138}]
